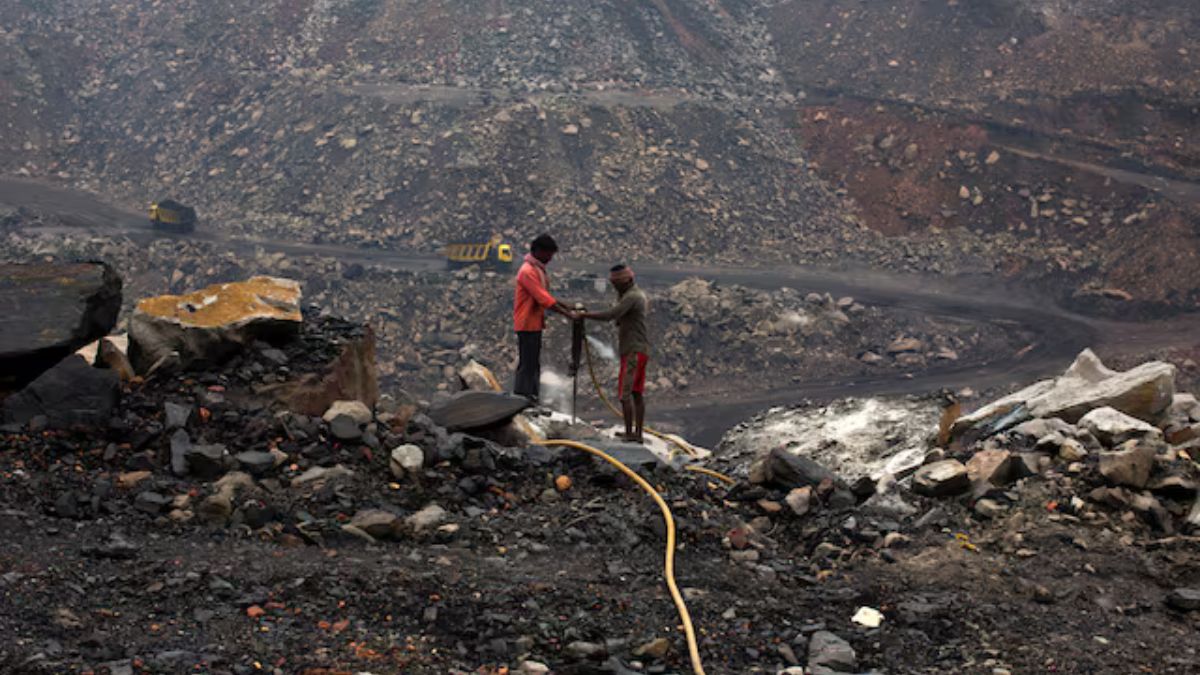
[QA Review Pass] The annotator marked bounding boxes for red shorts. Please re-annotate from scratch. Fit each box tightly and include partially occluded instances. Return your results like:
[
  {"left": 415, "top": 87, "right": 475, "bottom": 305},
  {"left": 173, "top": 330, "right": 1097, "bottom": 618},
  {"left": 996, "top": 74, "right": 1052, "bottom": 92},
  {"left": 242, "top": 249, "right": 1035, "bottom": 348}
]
[{"left": 618, "top": 352, "right": 648, "bottom": 400}]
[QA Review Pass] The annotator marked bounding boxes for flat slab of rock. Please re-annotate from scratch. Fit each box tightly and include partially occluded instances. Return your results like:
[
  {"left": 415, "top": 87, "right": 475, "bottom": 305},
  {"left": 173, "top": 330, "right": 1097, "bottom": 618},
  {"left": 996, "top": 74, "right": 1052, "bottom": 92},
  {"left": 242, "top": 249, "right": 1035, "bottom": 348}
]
[
  {"left": 0, "top": 262, "right": 122, "bottom": 389},
  {"left": 1079, "top": 406, "right": 1162, "bottom": 446},
  {"left": 427, "top": 391, "right": 530, "bottom": 431},
  {"left": 2, "top": 355, "right": 120, "bottom": 428},
  {"left": 952, "top": 349, "right": 1175, "bottom": 439},
  {"left": 129, "top": 276, "right": 301, "bottom": 372},
  {"left": 913, "top": 459, "right": 970, "bottom": 497}
]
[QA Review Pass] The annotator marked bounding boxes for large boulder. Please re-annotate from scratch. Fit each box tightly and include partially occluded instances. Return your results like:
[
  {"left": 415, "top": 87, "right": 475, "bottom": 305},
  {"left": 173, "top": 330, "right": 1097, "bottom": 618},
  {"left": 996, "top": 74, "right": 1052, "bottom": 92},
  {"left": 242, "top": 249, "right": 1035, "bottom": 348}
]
[
  {"left": 2, "top": 355, "right": 120, "bottom": 428},
  {"left": 428, "top": 391, "right": 531, "bottom": 432},
  {"left": 129, "top": 276, "right": 302, "bottom": 373},
  {"left": 0, "top": 262, "right": 122, "bottom": 389},
  {"left": 952, "top": 349, "right": 1175, "bottom": 440}
]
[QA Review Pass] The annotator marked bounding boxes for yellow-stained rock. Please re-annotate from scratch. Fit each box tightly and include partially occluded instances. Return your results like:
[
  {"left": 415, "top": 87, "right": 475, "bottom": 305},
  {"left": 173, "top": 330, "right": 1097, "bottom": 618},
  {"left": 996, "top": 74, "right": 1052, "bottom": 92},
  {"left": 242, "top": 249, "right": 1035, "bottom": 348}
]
[
  {"left": 129, "top": 277, "right": 302, "bottom": 372},
  {"left": 135, "top": 276, "right": 301, "bottom": 329}
]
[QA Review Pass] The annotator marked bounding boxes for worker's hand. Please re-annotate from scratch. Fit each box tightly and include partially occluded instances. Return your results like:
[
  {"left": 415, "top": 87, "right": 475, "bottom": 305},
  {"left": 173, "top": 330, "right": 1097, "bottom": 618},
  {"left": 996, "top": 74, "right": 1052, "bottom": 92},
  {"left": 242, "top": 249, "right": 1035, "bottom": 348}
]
[{"left": 565, "top": 310, "right": 581, "bottom": 321}]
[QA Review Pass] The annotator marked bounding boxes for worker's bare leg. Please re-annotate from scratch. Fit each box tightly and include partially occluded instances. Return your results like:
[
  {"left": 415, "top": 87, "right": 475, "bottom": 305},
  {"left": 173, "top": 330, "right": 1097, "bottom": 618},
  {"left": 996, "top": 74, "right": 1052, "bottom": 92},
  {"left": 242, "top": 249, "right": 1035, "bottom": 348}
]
[
  {"left": 633, "top": 392, "right": 645, "bottom": 443},
  {"left": 621, "top": 396, "right": 635, "bottom": 440}
]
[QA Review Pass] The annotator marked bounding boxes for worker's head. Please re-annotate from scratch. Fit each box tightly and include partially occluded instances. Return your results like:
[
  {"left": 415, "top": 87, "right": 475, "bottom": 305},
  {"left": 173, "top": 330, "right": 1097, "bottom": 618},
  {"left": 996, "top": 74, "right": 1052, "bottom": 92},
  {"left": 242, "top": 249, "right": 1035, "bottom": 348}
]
[
  {"left": 609, "top": 264, "right": 635, "bottom": 292},
  {"left": 530, "top": 233, "right": 559, "bottom": 264}
]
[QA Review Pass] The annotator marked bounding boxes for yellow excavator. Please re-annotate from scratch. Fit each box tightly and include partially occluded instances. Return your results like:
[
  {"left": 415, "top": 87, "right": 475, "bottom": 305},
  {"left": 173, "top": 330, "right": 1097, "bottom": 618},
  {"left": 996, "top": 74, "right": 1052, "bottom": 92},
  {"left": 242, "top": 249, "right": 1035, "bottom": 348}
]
[
  {"left": 444, "top": 234, "right": 514, "bottom": 271},
  {"left": 149, "top": 199, "right": 197, "bottom": 233}
]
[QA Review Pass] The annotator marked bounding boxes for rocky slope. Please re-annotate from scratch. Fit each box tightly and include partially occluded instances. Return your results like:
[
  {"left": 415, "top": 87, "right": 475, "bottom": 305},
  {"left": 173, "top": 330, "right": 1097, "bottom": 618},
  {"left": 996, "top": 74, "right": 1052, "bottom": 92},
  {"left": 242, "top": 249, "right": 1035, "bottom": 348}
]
[{"left": 1, "top": 267, "right": 1198, "bottom": 674}]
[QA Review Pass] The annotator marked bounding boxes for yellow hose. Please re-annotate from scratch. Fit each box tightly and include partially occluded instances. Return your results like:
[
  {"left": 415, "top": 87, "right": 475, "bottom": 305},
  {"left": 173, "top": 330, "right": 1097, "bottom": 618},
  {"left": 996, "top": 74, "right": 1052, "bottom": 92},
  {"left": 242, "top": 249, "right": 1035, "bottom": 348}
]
[
  {"left": 535, "top": 438, "right": 707, "bottom": 675},
  {"left": 683, "top": 465, "right": 736, "bottom": 485}
]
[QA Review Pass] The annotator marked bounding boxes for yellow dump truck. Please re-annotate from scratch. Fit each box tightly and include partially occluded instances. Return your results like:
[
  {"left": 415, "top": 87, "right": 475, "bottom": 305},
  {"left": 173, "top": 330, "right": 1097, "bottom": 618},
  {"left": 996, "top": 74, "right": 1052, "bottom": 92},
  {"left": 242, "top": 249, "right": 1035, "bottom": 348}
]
[
  {"left": 149, "top": 199, "right": 197, "bottom": 233},
  {"left": 444, "top": 235, "right": 514, "bottom": 271}
]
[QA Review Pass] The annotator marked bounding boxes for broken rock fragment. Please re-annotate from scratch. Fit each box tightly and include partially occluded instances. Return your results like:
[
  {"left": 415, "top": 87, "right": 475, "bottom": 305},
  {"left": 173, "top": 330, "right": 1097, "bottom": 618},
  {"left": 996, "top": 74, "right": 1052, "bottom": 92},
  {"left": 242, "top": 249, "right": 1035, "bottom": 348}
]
[
  {"left": 913, "top": 459, "right": 970, "bottom": 497},
  {"left": 1098, "top": 440, "right": 1158, "bottom": 489},
  {"left": 1078, "top": 407, "right": 1162, "bottom": 446}
]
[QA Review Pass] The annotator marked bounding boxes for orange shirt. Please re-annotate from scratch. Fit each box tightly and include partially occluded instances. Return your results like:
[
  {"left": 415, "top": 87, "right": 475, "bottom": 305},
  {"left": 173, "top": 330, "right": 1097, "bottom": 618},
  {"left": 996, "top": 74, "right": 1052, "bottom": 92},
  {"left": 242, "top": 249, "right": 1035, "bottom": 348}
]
[{"left": 513, "top": 256, "right": 557, "bottom": 331}]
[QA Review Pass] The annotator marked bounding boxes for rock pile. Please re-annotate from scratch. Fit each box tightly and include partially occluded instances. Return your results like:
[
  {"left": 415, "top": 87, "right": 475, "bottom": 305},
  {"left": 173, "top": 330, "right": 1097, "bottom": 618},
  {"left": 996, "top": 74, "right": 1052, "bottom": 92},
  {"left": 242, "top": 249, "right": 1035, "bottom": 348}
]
[{"left": 918, "top": 350, "right": 1199, "bottom": 530}]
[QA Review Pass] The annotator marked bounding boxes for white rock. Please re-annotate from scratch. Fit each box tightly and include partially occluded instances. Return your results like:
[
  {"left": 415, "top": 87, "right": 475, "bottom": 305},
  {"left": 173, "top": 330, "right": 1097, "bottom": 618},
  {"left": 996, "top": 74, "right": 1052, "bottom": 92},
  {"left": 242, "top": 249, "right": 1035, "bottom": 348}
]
[
  {"left": 407, "top": 504, "right": 448, "bottom": 532},
  {"left": 1079, "top": 407, "right": 1162, "bottom": 446},
  {"left": 851, "top": 606, "right": 884, "bottom": 628},
  {"left": 390, "top": 444, "right": 425, "bottom": 479},
  {"left": 952, "top": 349, "right": 1175, "bottom": 437},
  {"left": 322, "top": 400, "right": 372, "bottom": 425}
]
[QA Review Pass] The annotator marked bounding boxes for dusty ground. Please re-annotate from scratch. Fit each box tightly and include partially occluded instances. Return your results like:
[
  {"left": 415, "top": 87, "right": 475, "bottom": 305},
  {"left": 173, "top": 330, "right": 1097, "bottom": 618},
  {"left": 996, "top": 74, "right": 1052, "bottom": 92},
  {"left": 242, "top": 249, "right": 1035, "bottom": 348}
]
[{"left": 3, "top": 427, "right": 1199, "bottom": 674}]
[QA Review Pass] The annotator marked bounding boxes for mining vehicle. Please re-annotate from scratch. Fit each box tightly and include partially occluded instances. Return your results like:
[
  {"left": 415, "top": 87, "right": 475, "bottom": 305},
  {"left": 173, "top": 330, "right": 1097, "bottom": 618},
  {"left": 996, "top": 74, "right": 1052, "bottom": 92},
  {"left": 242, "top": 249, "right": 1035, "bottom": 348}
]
[
  {"left": 149, "top": 199, "right": 197, "bottom": 233},
  {"left": 444, "top": 234, "right": 514, "bottom": 271}
]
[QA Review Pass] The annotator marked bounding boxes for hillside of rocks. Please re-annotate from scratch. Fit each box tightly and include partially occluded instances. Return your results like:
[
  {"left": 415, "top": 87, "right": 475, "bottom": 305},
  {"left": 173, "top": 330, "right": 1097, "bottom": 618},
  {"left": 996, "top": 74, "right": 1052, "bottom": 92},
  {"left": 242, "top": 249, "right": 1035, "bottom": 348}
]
[{"left": 2, "top": 1, "right": 1198, "bottom": 315}]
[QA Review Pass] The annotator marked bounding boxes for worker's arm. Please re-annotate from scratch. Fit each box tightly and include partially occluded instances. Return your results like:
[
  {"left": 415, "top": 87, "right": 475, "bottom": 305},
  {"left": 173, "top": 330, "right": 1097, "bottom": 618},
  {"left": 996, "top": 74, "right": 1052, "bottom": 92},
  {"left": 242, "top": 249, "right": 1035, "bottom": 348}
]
[{"left": 583, "top": 294, "right": 635, "bottom": 322}]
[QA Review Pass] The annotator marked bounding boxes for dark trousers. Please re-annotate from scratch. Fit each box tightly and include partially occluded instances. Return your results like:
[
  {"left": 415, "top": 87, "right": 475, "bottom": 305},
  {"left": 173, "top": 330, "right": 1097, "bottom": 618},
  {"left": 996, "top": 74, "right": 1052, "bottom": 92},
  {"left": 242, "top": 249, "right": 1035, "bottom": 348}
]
[{"left": 514, "top": 331, "right": 542, "bottom": 398}]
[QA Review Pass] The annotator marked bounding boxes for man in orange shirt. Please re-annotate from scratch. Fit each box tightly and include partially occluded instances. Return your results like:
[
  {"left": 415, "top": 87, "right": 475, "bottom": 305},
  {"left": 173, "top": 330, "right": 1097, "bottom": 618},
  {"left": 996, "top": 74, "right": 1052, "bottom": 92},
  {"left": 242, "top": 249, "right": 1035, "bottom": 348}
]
[{"left": 513, "top": 234, "right": 576, "bottom": 401}]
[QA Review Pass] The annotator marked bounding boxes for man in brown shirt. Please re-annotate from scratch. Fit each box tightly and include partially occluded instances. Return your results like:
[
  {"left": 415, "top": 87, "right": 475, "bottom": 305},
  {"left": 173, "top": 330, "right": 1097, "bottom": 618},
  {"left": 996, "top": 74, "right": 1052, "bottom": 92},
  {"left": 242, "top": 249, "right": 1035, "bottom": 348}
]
[{"left": 582, "top": 264, "right": 650, "bottom": 443}]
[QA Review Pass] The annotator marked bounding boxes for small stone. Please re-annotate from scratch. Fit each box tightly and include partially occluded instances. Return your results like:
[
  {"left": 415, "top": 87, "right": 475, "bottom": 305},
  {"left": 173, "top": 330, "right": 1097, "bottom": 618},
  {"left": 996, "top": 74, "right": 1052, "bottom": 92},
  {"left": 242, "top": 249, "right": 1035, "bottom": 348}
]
[
  {"left": 564, "top": 641, "right": 604, "bottom": 659},
  {"left": 518, "top": 662, "right": 550, "bottom": 675},
  {"left": 757, "top": 499, "right": 783, "bottom": 514},
  {"left": 730, "top": 549, "right": 760, "bottom": 563},
  {"left": 808, "top": 631, "right": 856, "bottom": 672},
  {"left": 135, "top": 491, "right": 170, "bottom": 514},
  {"left": 185, "top": 444, "right": 228, "bottom": 480},
  {"left": 1057, "top": 438, "right": 1088, "bottom": 462},
  {"left": 974, "top": 498, "right": 1007, "bottom": 519},
  {"left": 329, "top": 414, "right": 362, "bottom": 441},
  {"left": 785, "top": 486, "right": 812, "bottom": 516},
  {"left": 389, "top": 444, "right": 425, "bottom": 479},
  {"left": 169, "top": 429, "right": 191, "bottom": 476},
  {"left": 164, "top": 402, "right": 191, "bottom": 430},
  {"left": 350, "top": 509, "right": 401, "bottom": 540},
  {"left": 407, "top": 504, "right": 448, "bottom": 532},
  {"left": 323, "top": 400, "right": 372, "bottom": 425},
  {"left": 634, "top": 637, "right": 670, "bottom": 659},
  {"left": 117, "top": 471, "right": 152, "bottom": 490},
  {"left": 234, "top": 451, "right": 276, "bottom": 476},
  {"left": 1167, "top": 588, "right": 1200, "bottom": 611},
  {"left": 561, "top": 124, "right": 580, "bottom": 136}
]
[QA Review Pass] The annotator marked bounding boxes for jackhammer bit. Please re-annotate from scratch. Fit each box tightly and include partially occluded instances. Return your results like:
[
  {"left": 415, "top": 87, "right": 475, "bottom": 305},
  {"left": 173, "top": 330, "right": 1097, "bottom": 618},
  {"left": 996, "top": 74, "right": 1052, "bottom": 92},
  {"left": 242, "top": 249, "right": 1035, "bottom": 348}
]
[{"left": 569, "top": 303, "right": 586, "bottom": 423}]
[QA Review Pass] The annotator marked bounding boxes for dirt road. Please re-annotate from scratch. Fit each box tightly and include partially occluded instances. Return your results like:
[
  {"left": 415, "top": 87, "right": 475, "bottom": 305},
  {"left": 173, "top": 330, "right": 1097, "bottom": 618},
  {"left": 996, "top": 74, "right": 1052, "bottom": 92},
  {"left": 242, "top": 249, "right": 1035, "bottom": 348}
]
[{"left": 3, "top": 177, "right": 1198, "bottom": 445}]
